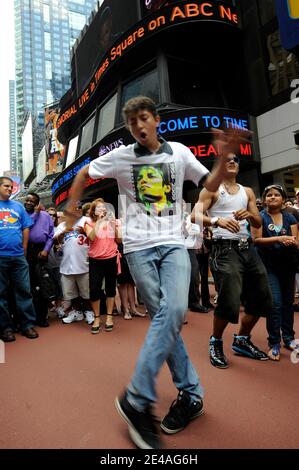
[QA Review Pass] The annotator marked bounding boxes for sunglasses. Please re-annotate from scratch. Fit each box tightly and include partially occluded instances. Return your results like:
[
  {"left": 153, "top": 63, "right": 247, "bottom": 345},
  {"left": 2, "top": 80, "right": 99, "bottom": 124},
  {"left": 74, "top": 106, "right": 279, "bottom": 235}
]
[
  {"left": 264, "top": 184, "right": 284, "bottom": 192},
  {"left": 227, "top": 156, "right": 240, "bottom": 164}
]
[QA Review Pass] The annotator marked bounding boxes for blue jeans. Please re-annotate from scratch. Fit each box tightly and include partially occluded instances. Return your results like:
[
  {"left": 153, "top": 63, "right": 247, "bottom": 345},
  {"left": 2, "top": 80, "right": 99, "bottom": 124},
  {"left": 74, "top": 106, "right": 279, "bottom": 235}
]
[
  {"left": 125, "top": 245, "right": 203, "bottom": 411},
  {"left": 0, "top": 256, "right": 36, "bottom": 333},
  {"left": 266, "top": 267, "right": 295, "bottom": 346}
]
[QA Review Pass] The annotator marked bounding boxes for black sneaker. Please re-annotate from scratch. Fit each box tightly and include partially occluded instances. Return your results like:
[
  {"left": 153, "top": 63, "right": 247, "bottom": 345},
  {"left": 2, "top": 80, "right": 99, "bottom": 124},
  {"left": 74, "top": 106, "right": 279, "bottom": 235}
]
[
  {"left": 115, "top": 392, "right": 161, "bottom": 449},
  {"left": 209, "top": 336, "right": 228, "bottom": 368},
  {"left": 161, "top": 390, "right": 203, "bottom": 434},
  {"left": 232, "top": 334, "right": 268, "bottom": 360}
]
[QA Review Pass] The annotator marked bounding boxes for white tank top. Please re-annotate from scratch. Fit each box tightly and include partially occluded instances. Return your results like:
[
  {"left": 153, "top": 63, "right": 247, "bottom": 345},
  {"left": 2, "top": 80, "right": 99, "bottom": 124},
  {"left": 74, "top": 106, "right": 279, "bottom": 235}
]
[{"left": 208, "top": 184, "right": 249, "bottom": 240}]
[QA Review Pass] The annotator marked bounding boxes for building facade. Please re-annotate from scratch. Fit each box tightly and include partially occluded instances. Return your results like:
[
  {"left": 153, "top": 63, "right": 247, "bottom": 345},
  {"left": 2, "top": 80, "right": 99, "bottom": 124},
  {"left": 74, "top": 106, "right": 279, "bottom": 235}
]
[
  {"left": 242, "top": 0, "right": 299, "bottom": 196},
  {"left": 52, "top": 0, "right": 299, "bottom": 209},
  {"left": 14, "top": 0, "right": 98, "bottom": 181},
  {"left": 9, "top": 80, "right": 17, "bottom": 173}
]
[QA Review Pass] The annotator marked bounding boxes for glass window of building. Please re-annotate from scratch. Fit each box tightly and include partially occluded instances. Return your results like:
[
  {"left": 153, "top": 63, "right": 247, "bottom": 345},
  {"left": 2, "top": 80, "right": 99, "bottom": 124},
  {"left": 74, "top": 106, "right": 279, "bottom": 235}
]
[
  {"left": 79, "top": 115, "right": 95, "bottom": 156},
  {"left": 70, "top": 0, "right": 86, "bottom": 4},
  {"left": 120, "top": 70, "right": 159, "bottom": 114},
  {"left": 45, "top": 61, "right": 52, "bottom": 79},
  {"left": 46, "top": 89, "right": 53, "bottom": 104},
  {"left": 43, "top": 4, "right": 50, "bottom": 23},
  {"left": 68, "top": 11, "right": 86, "bottom": 31},
  {"left": 65, "top": 134, "right": 79, "bottom": 167},
  {"left": 96, "top": 93, "right": 117, "bottom": 141},
  {"left": 44, "top": 31, "right": 51, "bottom": 51}
]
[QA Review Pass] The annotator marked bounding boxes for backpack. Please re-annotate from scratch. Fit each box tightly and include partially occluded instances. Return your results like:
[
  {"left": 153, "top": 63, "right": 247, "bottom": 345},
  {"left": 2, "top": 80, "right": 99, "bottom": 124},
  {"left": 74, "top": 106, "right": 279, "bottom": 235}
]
[{"left": 35, "top": 262, "right": 59, "bottom": 300}]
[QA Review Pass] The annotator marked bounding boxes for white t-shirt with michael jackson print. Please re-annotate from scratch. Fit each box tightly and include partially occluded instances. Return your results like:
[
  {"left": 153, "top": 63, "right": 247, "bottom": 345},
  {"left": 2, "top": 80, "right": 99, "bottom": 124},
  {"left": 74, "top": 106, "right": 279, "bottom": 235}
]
[{"left": 89, "top": 140, "right": 209, "bottom": 254}]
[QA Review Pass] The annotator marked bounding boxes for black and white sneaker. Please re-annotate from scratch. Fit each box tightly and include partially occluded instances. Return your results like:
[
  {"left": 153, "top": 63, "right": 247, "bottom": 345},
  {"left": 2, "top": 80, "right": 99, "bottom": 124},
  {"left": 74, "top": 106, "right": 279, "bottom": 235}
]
[
  {"left": 232, "top": 334, "right": 268, "bottom": 360},
  {"left": 160, "top": 391, "right": 203, "bottom": 434},
  {"left": 115, "top": 391, "right": 161, "bottom": 449},
  {"left": 209, "top": 336, "right": 228, "bottom": 368}
]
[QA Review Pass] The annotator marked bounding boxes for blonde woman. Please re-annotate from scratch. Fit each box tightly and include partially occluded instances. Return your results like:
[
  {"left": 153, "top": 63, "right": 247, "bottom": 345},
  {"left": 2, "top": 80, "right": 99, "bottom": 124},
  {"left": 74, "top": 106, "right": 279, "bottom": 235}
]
[{"left": 85, "top": 198, "right": 121, "bottom": 333}]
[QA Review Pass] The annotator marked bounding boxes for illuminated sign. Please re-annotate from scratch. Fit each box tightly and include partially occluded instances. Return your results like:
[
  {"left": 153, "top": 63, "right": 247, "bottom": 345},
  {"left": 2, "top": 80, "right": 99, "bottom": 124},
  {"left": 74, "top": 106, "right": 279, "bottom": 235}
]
[
  {"left": 276, "top": 0, "right": 299, "bottom": 49},
  {"left": 52, "top": 157, "right": 91, "bottom": 194},
  {"left": 98, "top": 138, "right": 124, "bottom": 156},
  {"left": 57, "top": 1, "right": 239, "bottom": 132},
  {"left": 140, "top": 0, "right": 235, "bottom": 17},
  {"left": 54, "top": 176, "right": 104, "bottom": 206},
  {"left": 75, "top": 0, "right": 138, "bottom": 95},
  {"left": 159, "top": 113, "right": 248, "bottom": 135},
  {"left": 188, "top": 142, "right": 252, "bottom": 158}
]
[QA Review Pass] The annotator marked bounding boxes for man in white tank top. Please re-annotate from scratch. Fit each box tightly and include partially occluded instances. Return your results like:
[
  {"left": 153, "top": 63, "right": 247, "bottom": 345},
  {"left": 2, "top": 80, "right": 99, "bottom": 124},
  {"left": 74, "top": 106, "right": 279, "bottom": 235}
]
[{"left": 192, "top": 155, "right": 272, "bottom": 369}]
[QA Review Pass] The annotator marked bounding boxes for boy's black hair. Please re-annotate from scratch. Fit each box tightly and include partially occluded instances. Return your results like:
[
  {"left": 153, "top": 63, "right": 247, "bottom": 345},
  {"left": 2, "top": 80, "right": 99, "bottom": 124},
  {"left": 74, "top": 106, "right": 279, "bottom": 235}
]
[{"left": 122, "top": 96, "right": 158, "bottom": 125}]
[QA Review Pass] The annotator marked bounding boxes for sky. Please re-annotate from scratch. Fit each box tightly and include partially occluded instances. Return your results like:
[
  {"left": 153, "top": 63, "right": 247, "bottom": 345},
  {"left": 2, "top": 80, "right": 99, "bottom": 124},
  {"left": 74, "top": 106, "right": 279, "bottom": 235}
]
[{"left": 0, "top": 0, "right": 15, "bottom": 176}]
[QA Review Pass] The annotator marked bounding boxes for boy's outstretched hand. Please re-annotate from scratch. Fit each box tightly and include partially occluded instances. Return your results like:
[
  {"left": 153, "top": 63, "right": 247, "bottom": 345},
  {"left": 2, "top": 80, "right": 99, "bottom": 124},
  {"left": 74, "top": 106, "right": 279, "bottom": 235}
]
[{"left": 211, "top": 126, "right": 253, "bottom": 159}]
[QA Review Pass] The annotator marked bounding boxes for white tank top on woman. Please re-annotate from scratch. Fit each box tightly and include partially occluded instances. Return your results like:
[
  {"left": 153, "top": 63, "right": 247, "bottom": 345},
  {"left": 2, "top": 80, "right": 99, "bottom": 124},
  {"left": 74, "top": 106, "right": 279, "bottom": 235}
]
[{"left": 208, "top": 184, "right": 249, "bottom": 240}]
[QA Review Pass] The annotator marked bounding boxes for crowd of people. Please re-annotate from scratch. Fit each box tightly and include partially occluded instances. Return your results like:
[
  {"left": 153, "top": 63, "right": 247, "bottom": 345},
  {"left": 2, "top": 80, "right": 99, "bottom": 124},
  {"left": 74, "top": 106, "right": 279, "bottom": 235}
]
[{"left": 1, "top": 96, "right": 299, "bottom": 450}]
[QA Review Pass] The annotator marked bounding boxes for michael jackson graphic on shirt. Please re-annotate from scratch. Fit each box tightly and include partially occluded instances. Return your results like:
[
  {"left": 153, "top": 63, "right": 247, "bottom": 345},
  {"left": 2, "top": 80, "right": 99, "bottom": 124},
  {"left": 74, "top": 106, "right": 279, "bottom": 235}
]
[{"left": 132, "top": 163, "right": 176, "bottom": 215}]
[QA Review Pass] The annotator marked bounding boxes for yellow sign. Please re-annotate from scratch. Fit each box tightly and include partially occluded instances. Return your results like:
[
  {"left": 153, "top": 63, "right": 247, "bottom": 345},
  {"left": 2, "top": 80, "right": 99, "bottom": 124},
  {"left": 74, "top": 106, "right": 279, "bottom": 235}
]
[{"left": 288, "top": 0, "right": 299, "bottom": 19}]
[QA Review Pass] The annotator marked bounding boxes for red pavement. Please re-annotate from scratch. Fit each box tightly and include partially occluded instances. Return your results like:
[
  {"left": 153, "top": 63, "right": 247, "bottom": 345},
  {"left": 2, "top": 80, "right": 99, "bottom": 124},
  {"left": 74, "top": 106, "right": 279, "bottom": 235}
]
[{"left": 0, "top": 304, "right": 299, "bottom": 450}]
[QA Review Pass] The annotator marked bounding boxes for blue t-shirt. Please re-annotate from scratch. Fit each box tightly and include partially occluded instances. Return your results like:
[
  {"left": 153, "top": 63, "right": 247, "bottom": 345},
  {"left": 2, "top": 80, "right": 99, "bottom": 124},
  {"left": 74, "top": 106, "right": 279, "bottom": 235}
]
[{"left": 0, "top": 199, "right": 33, "bottom": 256}]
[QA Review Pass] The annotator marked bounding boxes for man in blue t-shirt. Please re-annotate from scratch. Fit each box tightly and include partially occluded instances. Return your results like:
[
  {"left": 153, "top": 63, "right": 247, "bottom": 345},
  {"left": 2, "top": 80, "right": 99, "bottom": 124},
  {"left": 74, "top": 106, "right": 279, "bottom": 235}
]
[{"left": 0, "top": 176, "right": 39, "bottom": 341}]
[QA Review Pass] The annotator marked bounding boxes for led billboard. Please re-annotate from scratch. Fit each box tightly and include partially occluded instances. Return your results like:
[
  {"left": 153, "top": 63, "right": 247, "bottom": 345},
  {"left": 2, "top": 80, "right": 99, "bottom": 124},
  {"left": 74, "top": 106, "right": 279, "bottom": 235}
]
[
  {"left": 44, "top": 104, "right": 65, "bottom": 176},
  {"left": 75, "top": 0, "right": 139, "bottom": 95}
]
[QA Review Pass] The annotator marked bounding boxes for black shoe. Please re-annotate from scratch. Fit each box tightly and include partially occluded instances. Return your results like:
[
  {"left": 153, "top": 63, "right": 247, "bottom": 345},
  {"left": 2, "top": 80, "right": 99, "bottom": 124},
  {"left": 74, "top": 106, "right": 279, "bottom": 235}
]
[
  {"left": 209, "top": 336, "right": 228, "bottom": 368},
  {"left": 160, "top": 390, "right": 203, "bottom": 434},
  {"left": 22, "top": 327, "right": 39, "bottom": 339},
  {"left": 36, "top": 320, "right": 49, "bottom": 328},
  {"left": 1, "top": 328, "right": 16, "bottom": 342},
  {"left": 115, "top": 392, "right": 161, "bottom": 449},
  {"left": 189, "top": 304, "right": 209, "bottom": 313},
  {"left": 203, "top": 303, "right": 214, "bottom": 310},
  {"left": 232, "top": 334, "right": 268, "bottom": 360}
]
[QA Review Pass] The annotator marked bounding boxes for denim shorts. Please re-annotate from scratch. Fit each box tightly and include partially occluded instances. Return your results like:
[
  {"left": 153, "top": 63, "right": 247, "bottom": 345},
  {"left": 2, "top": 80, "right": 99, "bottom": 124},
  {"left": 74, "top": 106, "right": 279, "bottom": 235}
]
[{"left": 210, "top": 241, "right": 272, "bottom": 323}]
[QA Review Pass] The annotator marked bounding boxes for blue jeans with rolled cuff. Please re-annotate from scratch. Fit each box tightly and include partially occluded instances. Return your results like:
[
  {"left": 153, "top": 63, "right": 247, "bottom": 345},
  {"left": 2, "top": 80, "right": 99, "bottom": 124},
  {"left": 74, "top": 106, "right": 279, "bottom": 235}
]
[{"left": 125, "top": 244, "right": 203, "bottom": 411}]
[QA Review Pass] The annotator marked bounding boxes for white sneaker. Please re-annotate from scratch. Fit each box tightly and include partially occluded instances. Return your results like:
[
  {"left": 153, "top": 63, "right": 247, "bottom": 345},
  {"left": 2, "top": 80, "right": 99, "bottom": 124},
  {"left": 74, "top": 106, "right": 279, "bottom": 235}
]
[
  {"left": 285, "top": 339, "right": 299, "bottom": 351},
  {"left": 62, "top": 310, "right": 84, "bottom": 323},
  {"left": 84, "top": 310, "right": 95, "bottom": 325},
  {"left": 56, "top": 307, "right": 65, "bottom": 319}
]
